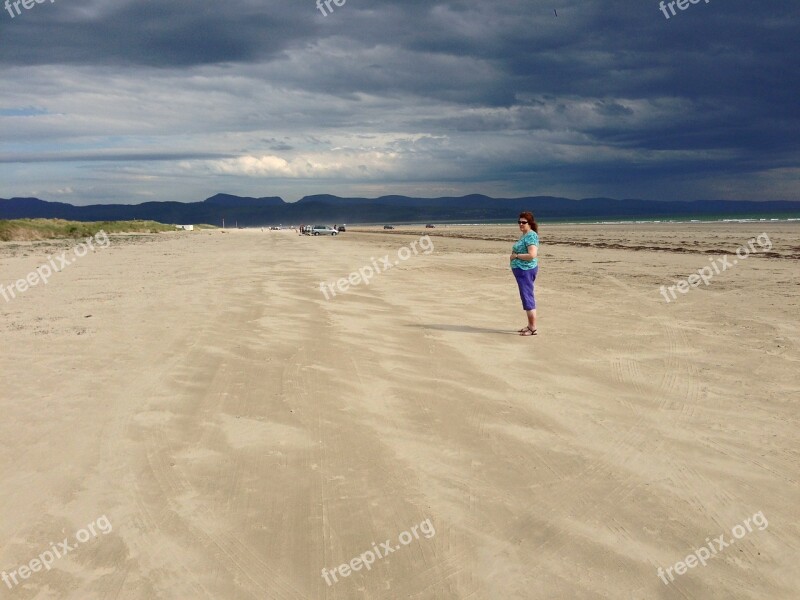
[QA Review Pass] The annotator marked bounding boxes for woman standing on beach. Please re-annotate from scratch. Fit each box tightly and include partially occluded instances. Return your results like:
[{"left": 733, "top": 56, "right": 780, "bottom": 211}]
[{"left": 510, "top": 212, "right": 539, "bottom": 336}]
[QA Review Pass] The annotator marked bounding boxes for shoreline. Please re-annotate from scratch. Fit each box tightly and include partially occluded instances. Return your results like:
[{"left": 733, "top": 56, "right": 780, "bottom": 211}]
[{"left": 347, "top": 221, "right": 800, "bottom": 260}]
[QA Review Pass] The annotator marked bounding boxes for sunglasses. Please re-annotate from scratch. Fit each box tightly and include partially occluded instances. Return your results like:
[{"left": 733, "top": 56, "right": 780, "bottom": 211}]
[{"left": 518, "top": 220, "right": 528, "bottom": 224}]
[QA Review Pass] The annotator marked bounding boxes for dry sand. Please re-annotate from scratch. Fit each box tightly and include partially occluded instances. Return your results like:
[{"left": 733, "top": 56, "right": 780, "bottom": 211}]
[{"left": 1, "top": 222, "right": 798, "bottom": 599}]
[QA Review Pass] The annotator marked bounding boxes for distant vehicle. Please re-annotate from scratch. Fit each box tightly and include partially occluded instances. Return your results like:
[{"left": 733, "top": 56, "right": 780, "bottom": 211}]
[
  {"left": 269, "top": 226, "right": 280, "bottom": 230},
  {"left": 383, "top": 225, "right": 395, "bottom": 230},
  {"left": 425, "top": 224, "right": 435, "bottom": 228},
  {"left": 312, "top": 225, "right": 338, "bottom": 236},
  {"left": 337, "top": 225, "right": 346, "bottom": 232}
]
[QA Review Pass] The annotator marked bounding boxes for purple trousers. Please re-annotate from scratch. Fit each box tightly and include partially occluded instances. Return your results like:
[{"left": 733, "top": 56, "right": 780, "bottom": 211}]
[{"left": 512, "top": 267, "right": 538, "bottom": 310}]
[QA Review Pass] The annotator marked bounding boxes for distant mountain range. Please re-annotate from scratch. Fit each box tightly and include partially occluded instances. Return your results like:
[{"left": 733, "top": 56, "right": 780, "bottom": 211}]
[{"left": 1, "top": 193, "right": 799, "bottom": 226}]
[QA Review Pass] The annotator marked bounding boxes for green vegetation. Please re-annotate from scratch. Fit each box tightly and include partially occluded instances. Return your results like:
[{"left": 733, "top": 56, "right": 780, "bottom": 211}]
[{"left": 0, "top": 219, "right": 177, "bottom": 242}]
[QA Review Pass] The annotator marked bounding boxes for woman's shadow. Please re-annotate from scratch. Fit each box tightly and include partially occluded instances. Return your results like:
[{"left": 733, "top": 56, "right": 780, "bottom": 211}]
[{"left": 407, "top": 324, "right": 517, "bottom": 335}]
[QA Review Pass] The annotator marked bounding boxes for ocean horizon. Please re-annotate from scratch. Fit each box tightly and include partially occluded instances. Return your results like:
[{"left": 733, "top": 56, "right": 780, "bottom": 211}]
[{"left": 349, "top": 213, "right": 800, "bottom": 227}]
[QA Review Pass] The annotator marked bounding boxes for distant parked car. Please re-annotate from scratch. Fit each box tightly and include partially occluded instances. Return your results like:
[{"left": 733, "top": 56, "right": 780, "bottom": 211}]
[
  {"left": 337, "top": 225, "right": 346, "bottom": 232},
  {"left": 425, "top": 224, "right": 435, "bottom": 228},
  {"left": 383, "top": 225, "right": 395, "bottom": 230},
  {"left": 312, "top": 225, "right": 338, "bottom": 236}
]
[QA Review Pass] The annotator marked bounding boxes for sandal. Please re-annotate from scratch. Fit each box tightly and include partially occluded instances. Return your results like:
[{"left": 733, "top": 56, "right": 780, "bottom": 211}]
[{"left": 519, "top": 326, "right": 537, "bottom": 336}]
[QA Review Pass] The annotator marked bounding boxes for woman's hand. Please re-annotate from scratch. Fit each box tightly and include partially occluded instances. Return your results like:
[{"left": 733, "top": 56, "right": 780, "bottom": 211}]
[{"left": 509, "top": 252, "right": 517, "bottom": 262}]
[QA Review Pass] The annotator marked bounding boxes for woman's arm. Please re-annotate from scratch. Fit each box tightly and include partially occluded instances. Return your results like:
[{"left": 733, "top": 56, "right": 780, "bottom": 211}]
[{"left": 512, "top": 245, "right": 538, "bottom": 261}]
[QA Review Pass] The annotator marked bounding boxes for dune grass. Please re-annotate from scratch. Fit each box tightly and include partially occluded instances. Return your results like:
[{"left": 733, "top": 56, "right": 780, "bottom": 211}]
[{"left": 0, "top": 219, "right": 178, "bottom": 242}]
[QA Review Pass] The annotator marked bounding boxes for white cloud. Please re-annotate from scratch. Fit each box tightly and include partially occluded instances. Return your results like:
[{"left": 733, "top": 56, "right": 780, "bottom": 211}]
[{"left": 206, "top": 149, "right": 399, "bottom": 179}]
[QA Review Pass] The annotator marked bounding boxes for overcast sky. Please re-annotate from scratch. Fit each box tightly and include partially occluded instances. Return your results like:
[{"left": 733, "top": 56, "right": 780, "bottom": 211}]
[{"left": 0, "top": 0, "right": 797, "bottom": 204}]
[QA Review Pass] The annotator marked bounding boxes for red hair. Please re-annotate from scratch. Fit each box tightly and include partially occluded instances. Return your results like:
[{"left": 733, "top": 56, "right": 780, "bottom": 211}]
[{"left": 519, "top": 212, "right": 538, "bottom": 233}]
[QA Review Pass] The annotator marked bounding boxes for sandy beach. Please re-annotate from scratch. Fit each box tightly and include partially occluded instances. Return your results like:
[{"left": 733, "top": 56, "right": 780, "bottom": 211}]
[{"left": 1, "top": 223, "right": 798, "bottom": 599}]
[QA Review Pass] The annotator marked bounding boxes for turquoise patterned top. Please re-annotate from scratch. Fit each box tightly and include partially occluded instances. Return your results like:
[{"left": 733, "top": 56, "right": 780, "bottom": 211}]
[{"left": 511, "top": 231, "right": 539, "bottom": 270}]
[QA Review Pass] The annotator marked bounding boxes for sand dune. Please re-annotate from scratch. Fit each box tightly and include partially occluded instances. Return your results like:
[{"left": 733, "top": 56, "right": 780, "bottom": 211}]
[{"left": 1, "top": 224, "right": 798, "bottom": 599}]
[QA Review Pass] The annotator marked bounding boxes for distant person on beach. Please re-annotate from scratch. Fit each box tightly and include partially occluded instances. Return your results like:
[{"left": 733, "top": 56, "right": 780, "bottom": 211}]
[{"left": 510, "top": 212, "right": 539, "bottom": 336}]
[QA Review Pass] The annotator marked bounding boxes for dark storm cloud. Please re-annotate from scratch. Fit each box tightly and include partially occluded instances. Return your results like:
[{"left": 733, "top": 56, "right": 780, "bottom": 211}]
[
  {"left": 0, "top": 150, "right": 232, "bottom": 163},
  {"left": 4, "top": 0, "right": 798, "bottom": 115},
  {"left": 0, "top": 0, "right": 797, "bottom": 202},
  {"left": 0, "top": 0, "right": 313, "bottom": 66}
]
